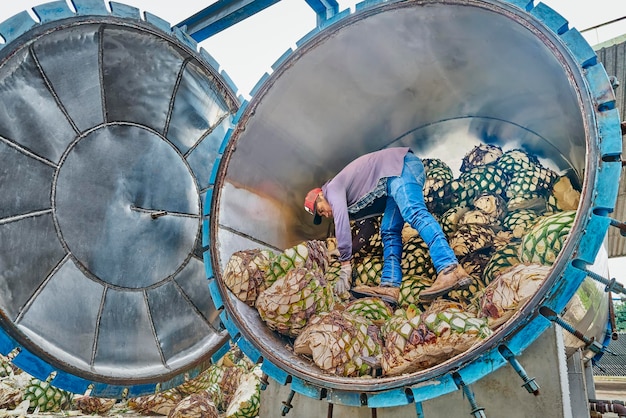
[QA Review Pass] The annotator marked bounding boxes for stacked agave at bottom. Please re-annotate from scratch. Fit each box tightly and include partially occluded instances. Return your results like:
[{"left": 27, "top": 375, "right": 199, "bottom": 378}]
[
  {"left": 223, "top": 143, "right": 580, "bottom": 380},
  {"left": 0, "top": 344, "right": 262, "bottom": 418},
  {"left": 0, "top": 144, "right": 579, "bottom": 416}
]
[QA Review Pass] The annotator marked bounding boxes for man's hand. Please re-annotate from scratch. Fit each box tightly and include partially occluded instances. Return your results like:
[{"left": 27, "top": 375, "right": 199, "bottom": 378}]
[{"left": 334, "top": 262, "right": 352, "bottom": 295}]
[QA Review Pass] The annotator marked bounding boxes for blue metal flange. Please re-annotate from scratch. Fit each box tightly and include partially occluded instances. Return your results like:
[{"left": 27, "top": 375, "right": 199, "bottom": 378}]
[
  {"left": 70, "top": 0, "right": 109, "bottom": 16},
  {"left": 318, "top": 8, "right": 351, "bottom": 30},
  {"left": 291, "top": 376, "right": 324, "bottom": 400},
  {"left": 203, "top": 0, "right": 623, "bottom": 410},
  {"left": 261, "top": 360, "right": 291, "bottom": 386},
  {"left": 0, "top": 12, "right": 37, "bottom": 46},
  {"left": 367, "top": 388, "right": 413, "bottom": 408},
  {"left": 250, "top": 72, "right": 273, "bottom": 98},
  {"left": 32, "top": 1, "right": 76, "bottom": 23},
  {"left": 295, "top": 26, "right": 321, "bottom": 48},
  {"left": 560, "top": 28, "right": 598, "bottom": 68},
  {"left": 409, "top": 373, "right": 459, "bottom": 403},
  {"left": 502, "top": 0, "right": 533, "bottom": 12},
  {"left": 173, "top": 25, "right": 199, "bottom": 51},
  {"left": 272, "top": 48, "right": 295, "bottom": 72},
  {"left": 530, "top": 3, "right": 568, "bottom": 35},
  {"left": 108, "top": 2, "right": 141, "bottom": 20}
]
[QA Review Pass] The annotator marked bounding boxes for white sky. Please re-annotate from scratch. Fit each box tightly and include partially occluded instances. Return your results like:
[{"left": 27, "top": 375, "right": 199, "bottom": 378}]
[
  {"left": 1, "top": 0, "right": 626, "bottom": 282},
  {"left": 2, "top": 0, "right": 626, "bottom": 97}
]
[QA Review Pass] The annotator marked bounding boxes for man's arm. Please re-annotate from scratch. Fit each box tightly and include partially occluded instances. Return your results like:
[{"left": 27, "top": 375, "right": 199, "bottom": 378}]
[{"left": 324, "top": 184, "right": 352, "bottom": 262}]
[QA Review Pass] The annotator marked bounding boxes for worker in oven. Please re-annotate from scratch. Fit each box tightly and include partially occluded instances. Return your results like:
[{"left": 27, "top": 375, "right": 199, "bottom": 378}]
[{"left": 303, "top": 147, "right": 471, "bottom": 304}]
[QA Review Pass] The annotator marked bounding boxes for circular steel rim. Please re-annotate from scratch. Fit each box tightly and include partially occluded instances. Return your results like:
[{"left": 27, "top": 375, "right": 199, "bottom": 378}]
[
  {"left": 206, "top": 0, "right": 622, "bottom": 404},
  {"left": 0, "top": 2, "right": 239, "bottom": 397}
]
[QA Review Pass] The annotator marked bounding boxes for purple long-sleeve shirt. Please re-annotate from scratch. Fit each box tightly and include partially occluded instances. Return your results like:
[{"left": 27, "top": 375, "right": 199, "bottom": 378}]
[{"left": 322, "top": 147, "right": 410, "bottom": 262}]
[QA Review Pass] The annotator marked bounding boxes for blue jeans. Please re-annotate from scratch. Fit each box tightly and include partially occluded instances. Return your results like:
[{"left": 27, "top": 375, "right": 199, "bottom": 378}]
[{"left": 380, "top": 153, "right": 458, "bottom": 287}]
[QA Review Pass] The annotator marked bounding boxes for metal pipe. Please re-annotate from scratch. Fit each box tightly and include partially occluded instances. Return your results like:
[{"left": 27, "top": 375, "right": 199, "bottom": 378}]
[{"left": 589, "top": 400, "right": 626, "bottom": 417}]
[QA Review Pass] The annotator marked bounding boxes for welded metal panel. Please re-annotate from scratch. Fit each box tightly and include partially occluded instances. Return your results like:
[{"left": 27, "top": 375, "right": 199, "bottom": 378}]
[
  {"left": 0, "top": 7, "right": 238, "bottom": 391},
  {"left": 147, "top": 281, "right": 215, "bottom": 362},
  {"left": 168, "top": 61, "right": 231, "bottom": 153},
  {"left": 186, "top": 117, "right": 233, "bottom": 188},
  {"left": 0, "top": 142, "right": 54, "bottom": 219},
  {"left": 94, "top": 289, "right": 163, "bottom": 376},
  {"left": 0, "top": 215, "right": 65, "bottom": 321},
  {"left": 18, "top": 260, "right": 104, "bottom": 366},
  {"left": 0, "top": 48, "right": 76, "bottom": 163},
  {"left": 102, "top": 26, "right": 183, "bottom": 131},
  {"left": 54, "top": 124, "right": 199, "bottom": 288},
  {"left": 174, "top": 257, "right": 222, "bottom": 329},
  {"left": 32, "top": 24, "right": 104, "bottom": 132}
]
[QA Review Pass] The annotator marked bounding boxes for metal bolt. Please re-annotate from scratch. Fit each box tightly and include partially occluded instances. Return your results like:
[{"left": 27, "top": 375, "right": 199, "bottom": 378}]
[
  {"left": 259, "top": 373, "right": 269, "bottom": 390},
  {"left": 540, "top": 306, "right": 602, "bottom": 353},
  {"left": 281, "top": 390, "right": 296, "bottom": 416},
  {"left": 151, "top": 210, "right": 168, "bottom": 219},
  {"left": 499, "top": 346, "right": 540, "bottom": 395},
  {"left": 415, "top": 401, "right": 425, "bottom": 418},
  {"left": 453, "top": 373, "right": 487, "bottom": 418},
  {"left": 610, "top": 218, "right": 626, "bottom": 237},
  {"left": 461, "top": 385, "right": 487, "bottom": 418},
  {"left": 581, "top": 265, "right": 626, "bottom": 295}
]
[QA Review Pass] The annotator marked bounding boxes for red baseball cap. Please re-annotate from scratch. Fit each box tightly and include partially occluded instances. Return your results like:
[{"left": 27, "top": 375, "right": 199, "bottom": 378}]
[{"left": 304, "top": 188, "right": 322, "bottom": 225}]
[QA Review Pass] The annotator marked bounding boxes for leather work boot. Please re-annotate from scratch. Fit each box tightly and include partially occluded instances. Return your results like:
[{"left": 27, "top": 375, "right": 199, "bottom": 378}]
[
  {"left": 418, "top": 264, "right": 472, "bottom": 302},
  {"left": 351, "top": 285, "right": 400, "bottom": 305}
]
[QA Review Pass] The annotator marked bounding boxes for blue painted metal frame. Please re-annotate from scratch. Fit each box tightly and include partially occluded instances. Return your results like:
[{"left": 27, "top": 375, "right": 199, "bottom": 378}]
[
  {"left": 203, "top": 0, "right": 624, "bottom": 410},
  {"left": 176, "top": 0, "right": 282, "bottom": 41},
  {"left": 175, "top": 0, "right": 339, "bottom": 42},
  {"left": 0, "top": 0, "right": 620, "bottom": 409}
]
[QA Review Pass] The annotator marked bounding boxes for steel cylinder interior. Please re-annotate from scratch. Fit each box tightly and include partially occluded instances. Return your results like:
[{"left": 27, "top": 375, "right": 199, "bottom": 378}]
[{"left": 213, "top": 0, "right": 603, "bottom": 390}]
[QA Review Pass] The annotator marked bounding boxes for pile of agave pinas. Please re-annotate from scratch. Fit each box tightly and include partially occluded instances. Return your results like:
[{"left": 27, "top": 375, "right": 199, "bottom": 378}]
[{"left": 223, "top": 144, "right": 579, "bottom": 378}]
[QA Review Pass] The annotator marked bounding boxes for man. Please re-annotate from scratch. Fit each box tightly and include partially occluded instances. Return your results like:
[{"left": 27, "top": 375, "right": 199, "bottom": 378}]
[{"left": 303, "top": 147, "right": 471, "bottom": 304}]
